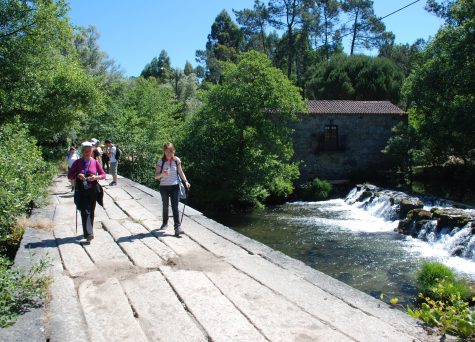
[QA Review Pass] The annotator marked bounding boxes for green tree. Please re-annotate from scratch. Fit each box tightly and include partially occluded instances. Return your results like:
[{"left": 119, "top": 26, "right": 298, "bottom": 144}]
[
  {"left": 184, "top": 61, "right": 194, "bottom": 76},
  {"left": 196, "top": 10, "right": 242, "bottom": 84},
  {"left": 85, "top": 77, "right": 183, "bottom": 186},
  {"left": 0, "top": 0, "right": 103, "bottom": 146},
  {"left": 341, "top": 0, "right": 391, "bottom": 55},
  {"left": 314, "top": 0, "right": 343, "bottom": 60},
  {"left": 268, "top": 0, "right": 308, "bottom": 78},
  {"left": 180, "top": 51, "right": 305, "bottom": 209},
  {"left": 378, "top": 39, "right": 426, "bottom": 76},
  {"left": 305, "top": 54, "right": 404, "bottom": 102},
  {"left": 234, "top": 0, "right": 271, "bottom": 55},
  {"left": 404, "top": 0, "right": 475, "bottom": 163},
  {"left": 141, "top": 49, "right": 172, "bottom": 83}
]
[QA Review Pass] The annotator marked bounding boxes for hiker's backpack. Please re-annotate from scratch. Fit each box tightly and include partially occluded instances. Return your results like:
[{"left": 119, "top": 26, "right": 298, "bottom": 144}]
[{"left": 115, "top": 146, "right": 122, "bottom": 160}]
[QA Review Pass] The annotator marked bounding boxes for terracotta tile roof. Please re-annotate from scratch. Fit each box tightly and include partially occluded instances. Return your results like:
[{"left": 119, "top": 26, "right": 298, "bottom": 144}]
[{"left": 306, "top": 100, "right": 406, "bottom": 115}]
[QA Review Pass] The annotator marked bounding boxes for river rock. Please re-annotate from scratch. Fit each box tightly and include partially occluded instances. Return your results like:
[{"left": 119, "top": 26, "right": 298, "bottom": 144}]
[
  {"left": 398, "top": 198, "right": 424, "bottom": 218},
  {"left": 407, "top": 209, "right": 433, "bottom": 221},
  {"left": 430, "top": 208, "right": 473, "bottom": 229},
  {"left": 351, "top": 184, "right": 423, "bottom": 219}
]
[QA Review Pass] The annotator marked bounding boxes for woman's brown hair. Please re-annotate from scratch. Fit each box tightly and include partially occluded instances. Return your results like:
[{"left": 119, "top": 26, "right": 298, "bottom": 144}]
[{"left": 162, "top": 142, "right": 175, "bottom": 160}]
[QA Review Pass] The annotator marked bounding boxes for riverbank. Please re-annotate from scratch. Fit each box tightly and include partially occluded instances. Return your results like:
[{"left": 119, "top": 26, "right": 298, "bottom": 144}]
[{"left": 0, "top": 174, "right": 439, "bottom": 341}]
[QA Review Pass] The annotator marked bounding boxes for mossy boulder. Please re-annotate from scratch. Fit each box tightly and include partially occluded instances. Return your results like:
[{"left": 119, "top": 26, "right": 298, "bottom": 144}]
[
  {"left": 396, "top": 219, "right": 411, "bottom": 234},
  {"left": 430, "top": 208, "right": 473, "bottom": 229},
  {"left": 407, "top": 209, "right": 433, "bottom": 221},
  {"left": 399, "top": 198, "right": 424, "bottom": 218}
]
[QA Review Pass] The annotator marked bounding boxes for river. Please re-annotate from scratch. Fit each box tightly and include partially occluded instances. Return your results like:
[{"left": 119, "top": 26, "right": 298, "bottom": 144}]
[{"left": 209, "top": 188, "right": 475, "bottom": 306}]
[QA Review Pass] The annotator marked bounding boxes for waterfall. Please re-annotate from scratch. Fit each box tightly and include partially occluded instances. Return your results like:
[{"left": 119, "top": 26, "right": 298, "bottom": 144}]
[{"left": 343, "top": 185, "right": 475, "bottom": 263}]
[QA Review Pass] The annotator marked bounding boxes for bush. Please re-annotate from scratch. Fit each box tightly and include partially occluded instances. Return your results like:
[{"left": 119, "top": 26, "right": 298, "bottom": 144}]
[
  {"left": 0, "top": 256, "right": 51, "bottom": 327},
  {"left": 409, "top": 261, "right": 475, "bottom": 338},
  {"left": 298, "top": 178, "right": 333, "bottom": 201},
  {"left": 416, "top": 261, "right": 472, "bottom": 301},
  {"left": 0, "top": 119, "right": 55, "bottom": 254}
]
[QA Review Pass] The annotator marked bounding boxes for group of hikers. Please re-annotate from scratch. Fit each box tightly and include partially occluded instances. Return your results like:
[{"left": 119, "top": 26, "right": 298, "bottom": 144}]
[
  {"left": 67, "top": 139, "right": 119, "bottom": 186},
  {"left": 67, "top": 140, "right": 190, "bottom": 243}
]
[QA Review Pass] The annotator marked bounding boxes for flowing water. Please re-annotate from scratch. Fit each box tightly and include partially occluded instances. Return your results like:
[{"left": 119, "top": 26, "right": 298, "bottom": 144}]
[{"left": 209, "top": 188, "right": 475, "bottom": 305}]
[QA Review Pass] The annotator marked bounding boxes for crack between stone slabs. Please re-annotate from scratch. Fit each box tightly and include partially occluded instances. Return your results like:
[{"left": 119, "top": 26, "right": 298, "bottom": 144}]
[
  {"left": 121, "top": 186, "right": 153, "bottom": 201},
  {"left": 186, "top": 215, "right": 418, "bottom": 338},
  {"left": 99, "top": 222, "right": 140, "bottom": 268},
  {"left": 140, "top": 224, "right": 185, "bottom": 258},
  {"left": 182, "top": 233, "right": 358, "bottom": 342},
  {"left": 202, "top": 272, "right": 271, "bottom": 342},
  {"left": 104, "top": 220, "right": 170, "bottom": 267},
  {"left": 118, "top": 282, "right": 152, "bottom": 342},
  {"left": 113, "top": 201, "right": 146, "bottom": 222},
  {"left": 156, "top": 267, "right": 213, "bottom": 342}
]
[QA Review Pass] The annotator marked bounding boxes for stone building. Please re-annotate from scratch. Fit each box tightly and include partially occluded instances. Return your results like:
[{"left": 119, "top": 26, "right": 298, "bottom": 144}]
[{"left": 292, "top": 100, "right": 407, "bottom": 181}]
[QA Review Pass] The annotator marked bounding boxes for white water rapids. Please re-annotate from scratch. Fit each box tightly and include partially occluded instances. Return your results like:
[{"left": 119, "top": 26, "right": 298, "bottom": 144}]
[{"left": 333, "top": 186, "right": 475, "bottom": 277}]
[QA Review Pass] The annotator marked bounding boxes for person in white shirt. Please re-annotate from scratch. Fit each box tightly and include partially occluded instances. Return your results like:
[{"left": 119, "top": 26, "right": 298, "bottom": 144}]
[
  {"left": 105, "top": 139, "right": 118, "bottom": 186},
  {"left": 155, "top": 142, "right": 190, "bottom": 237},
  {"left": 67, "top": 146, "right": 79, "bottom": 189}
]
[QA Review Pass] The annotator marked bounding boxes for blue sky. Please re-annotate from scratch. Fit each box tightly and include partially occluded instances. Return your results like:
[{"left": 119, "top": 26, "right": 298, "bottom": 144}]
[{"left": 68, "top": 0, "right": 444, "bottom": 76}]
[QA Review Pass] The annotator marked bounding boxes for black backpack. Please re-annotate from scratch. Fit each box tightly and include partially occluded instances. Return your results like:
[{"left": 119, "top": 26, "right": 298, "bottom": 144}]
[{"left": 115, "top": 146, "right": 122, "bottom": 160}]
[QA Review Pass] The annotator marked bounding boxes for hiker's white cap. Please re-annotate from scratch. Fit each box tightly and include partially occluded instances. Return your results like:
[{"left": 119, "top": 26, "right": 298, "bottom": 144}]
[
  {"left": 81, "top": 141, "right": 93, "bottom": 147},
  {"left": 90, "top": 138, "right": 98, "bottom": 144}
]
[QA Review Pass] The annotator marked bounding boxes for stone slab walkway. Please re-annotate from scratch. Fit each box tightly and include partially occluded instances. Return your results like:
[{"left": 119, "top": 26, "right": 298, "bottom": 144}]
[{"left": 5, "top": 174, "right": 441, "bottom": 342}]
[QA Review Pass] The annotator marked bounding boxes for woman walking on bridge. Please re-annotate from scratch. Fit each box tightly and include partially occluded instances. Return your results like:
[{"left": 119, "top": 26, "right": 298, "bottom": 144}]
[
  {"left": 68, "top": 141, "right": 106, "bottom": 242},
  {"left": 155, "top": 142, "right": 190, "bottom": 237}
]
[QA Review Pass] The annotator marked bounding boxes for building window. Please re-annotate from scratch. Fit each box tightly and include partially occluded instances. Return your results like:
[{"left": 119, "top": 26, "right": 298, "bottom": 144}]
[{"left": 324, "top": 125, "right": 338, "bottom": 150}]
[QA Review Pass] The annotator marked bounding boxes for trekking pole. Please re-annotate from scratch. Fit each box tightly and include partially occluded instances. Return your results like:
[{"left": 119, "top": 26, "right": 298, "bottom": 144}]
[{"left": 180, "top": 189, "right": 189, "bottom": 224}]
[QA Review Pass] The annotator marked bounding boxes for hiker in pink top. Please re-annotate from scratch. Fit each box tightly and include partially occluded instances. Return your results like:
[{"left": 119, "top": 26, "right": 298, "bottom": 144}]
[{"left": 68, "top": 141, "right": 106, "bottom": 242}]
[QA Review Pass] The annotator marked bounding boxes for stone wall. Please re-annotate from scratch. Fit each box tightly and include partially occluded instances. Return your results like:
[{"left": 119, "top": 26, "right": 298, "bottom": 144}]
[{"left": 292, "top": 113, "right": 407, "bottom": 181}]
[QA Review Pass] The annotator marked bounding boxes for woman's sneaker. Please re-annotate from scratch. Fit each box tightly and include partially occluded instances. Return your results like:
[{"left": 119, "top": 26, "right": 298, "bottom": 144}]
[
  {"left": 159, "top": 223, "right": 168, "bottom": 230},
  {"left": 174, "top": 228, "right": 184, "bottom": 237}
]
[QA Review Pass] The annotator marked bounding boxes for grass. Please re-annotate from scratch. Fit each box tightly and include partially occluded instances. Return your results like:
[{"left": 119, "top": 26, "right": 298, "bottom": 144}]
[
  {"left": 0, "top": 256, "right": 51, "bottom": 327},
  {"left": 416, "top": 261, "right": 472, "bottom": 301},
  {"left": 409, "top": 261, "right": 475, "bottom": 338}
]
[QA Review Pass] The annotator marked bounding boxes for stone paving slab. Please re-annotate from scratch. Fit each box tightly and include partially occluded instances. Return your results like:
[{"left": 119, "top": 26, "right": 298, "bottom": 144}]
[
  {"left": 48, "top": 274, "right": 90, "bottom": 342},
  {"left": 104, "top": 187, "right": 133, "bottom": 201},
  {"left": 81, "top": 226, "right": 131, "bottom": 268},
  {"left": 54, "top": 224, "right": 96, "bottom": 277},
  {"left": 205, "top": 266, "right": 353, "bottom": 342},
  {"left": 121, "top": 184, "right": 152, "bottom": 200},
  {"left": 115, "top": 199, "right": 156, "bottom": 221},
  {"left": 122, "top": 271, "right": 207, "bottom": 342},
  {"left": 101, "top": 220, "right": 162, "bottom": 268},
  {"left": 121, "top": 220, "right": 178, "bottom": 260},
  {"left": 161, "top": 266, "right": 268, "bottom": 342},
  {"left": 79, "top": 277, "right": 148, "bottom": 342},
  {"left": 8, "top": 174, "right": 439, "bottom": 342},
  {"left": 102, "top": 193, "right": 129, "bottom": 220}
]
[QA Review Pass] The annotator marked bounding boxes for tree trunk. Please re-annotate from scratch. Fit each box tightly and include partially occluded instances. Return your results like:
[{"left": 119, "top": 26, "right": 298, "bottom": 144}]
[
  {"left": 350, "top": 10, "right": 359, "bottom": 56},
  {"left": 324, "top": 11, "right": 329, "bottom": 60},
  {"left": 259, "top": 24, "right": 268, "bottom": 55},
  {"left": 287, "top": 24, "right": 293, "bottom": 78}
]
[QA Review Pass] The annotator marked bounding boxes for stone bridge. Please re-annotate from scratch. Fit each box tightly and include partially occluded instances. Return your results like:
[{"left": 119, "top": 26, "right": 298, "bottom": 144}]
[{"left": 2, "top": 174, "right": 439, "bottom": 341}]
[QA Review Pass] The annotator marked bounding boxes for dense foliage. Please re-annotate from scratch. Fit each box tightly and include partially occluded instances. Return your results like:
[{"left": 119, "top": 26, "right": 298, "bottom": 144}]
[
  {"left": 0, "top": 120, "right": 54, "bottom": 247},
  {"left": 83, "top": 78, "right": 183, "bottom": 186},
  {"left": 402, "top": 0, "right": 475, "bottom": 165},
  {"left": 296, "top": 178, "right": 333, "bottom": 201},
  {"left": 382, "top": 0, "right": 475, "bottom": 186},
  {"left": 305, "top": 54, "right": 404, "bottom": 102},
  {"left": 179, "top": 51, "right": 305, "bottom": 209},
  {"left": 409, "top": 261, "right": 474, "bottom": 338},
  {"left": 0, "top": 0, "right": 103, "bottom": 148}
]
